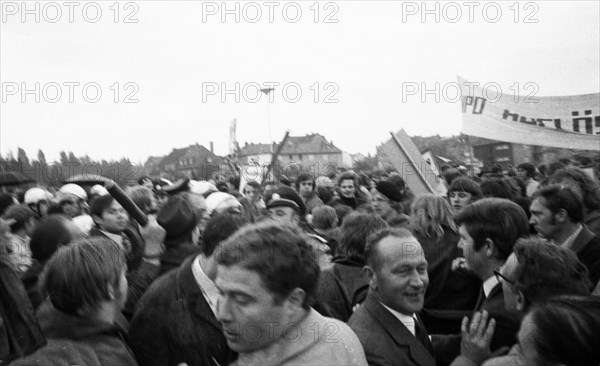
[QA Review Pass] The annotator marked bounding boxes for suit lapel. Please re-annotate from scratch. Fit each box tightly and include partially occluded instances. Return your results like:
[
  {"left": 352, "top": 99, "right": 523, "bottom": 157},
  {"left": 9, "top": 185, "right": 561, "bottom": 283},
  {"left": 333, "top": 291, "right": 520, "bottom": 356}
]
[
  {"left": 364, "top": 294, "right": 435, "bottom": 365},
  {"left": 177, "top": 257, "right": 222, "bottom": 332}
]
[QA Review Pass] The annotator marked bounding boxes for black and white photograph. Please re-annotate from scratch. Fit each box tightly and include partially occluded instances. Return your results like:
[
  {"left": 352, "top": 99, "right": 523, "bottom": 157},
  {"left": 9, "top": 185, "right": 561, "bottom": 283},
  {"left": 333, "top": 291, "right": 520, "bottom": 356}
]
[{"left": 1, "top": 1, "right": 599, "bottom": 365}]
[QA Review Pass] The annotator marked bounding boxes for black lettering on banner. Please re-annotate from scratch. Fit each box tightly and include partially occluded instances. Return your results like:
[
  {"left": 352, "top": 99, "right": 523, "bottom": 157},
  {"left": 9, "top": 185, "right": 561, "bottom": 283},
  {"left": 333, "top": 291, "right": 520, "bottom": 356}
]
[{"left": 462, "top": 96, "right": 486, "bottom": 114}]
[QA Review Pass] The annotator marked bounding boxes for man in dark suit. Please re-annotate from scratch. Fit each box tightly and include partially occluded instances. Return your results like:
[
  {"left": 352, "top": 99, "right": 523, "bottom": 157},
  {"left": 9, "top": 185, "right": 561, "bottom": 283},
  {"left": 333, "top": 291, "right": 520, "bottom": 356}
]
[
  {"left": 128, "top": 212, "right": 247, "bottom": 366},
  {"left": 348, "top": 227, "right": 435, "bottom": 366},
  {"left": 530, "top": 184, "right": 600, "bottom": 287},
  {"left": 433, "top": 198, "right": 529, "bottom": 366}
]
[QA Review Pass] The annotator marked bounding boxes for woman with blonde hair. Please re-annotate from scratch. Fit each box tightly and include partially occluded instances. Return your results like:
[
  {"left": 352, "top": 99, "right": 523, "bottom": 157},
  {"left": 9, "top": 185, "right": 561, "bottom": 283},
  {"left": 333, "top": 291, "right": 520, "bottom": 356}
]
[{"left": 410, "top": 194, "right": 481, "bottom": 334}]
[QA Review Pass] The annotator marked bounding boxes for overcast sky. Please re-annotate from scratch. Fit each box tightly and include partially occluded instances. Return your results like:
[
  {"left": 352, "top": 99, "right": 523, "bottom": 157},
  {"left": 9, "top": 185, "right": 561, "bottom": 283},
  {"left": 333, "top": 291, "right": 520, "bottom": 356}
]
[{"left": 2, "top": 0, "right": 599, "bottom": 163}]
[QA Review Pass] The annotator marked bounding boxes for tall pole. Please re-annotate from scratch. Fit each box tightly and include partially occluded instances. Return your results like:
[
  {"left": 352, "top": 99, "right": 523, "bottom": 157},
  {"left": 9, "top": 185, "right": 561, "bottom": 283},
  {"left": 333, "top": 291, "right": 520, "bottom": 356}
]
[{"left": 261, "top": 88, "right": 274, "bottom": 154}]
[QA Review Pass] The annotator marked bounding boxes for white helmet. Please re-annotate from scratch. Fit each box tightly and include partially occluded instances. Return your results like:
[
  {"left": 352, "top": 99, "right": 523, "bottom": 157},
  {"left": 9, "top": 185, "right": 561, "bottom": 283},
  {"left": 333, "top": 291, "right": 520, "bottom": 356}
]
[
  {"left": 189, "top": 180, "right": 217, "bottom": 198},
  {"left": 90, "top": 184, "right": 109, "bottom": 197},
  {"left": 24, "top": 187, "right": 52, "bottom": 204},
  {"left": 59, "top": 183, "right": 88, "bottom": 201}
]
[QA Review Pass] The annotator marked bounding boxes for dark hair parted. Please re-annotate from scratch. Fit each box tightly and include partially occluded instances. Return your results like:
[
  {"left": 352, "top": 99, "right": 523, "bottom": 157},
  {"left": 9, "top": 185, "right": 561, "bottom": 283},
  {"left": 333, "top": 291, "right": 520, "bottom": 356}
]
[
  {"left": 42, "top": 236, "right": 126, "bottom": 316},
  {"left": 214, "top": 222, "right": 319, "bottom": 309},
  {"left": 89, "top": 194, "right": 115, "bottom": 218},
  {"left": 527, "top": 295, "right": 600, "bottom": 366},
  {"left": 448, "top": 177, "right": 483, "bottom": 200},
  {"left": 364, "top": 227, "right": 416, "bottom": 271},
  {"left": 549, "top": 167, "right": 600, "bottom": 211},
  {"left": 512, "top": 237, "right": 590, "bottom": 310},
  {"left": 532, "top": 184, "right": 584, "bottom": 223},
  {"left": 455, "top": 198, "right": 529, "bottom": 261},
  {"left": 338, "top": 212, "right": 388, "bottom": 263},
  {"left": 201, "top": 212, "right": 248, "bottom": 256},
  {"left": 295, "top": 173, "right": 315, "bottom": 191}
]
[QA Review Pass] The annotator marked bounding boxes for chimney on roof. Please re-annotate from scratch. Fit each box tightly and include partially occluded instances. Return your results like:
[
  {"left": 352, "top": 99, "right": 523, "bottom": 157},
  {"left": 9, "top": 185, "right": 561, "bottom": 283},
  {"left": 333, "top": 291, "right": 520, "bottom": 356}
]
[
  {"left": 245, "top": 142, "right": 248, "bottom": 147},
  {"left": 210, "top": 141, "right": 214, "bottom": 153}
]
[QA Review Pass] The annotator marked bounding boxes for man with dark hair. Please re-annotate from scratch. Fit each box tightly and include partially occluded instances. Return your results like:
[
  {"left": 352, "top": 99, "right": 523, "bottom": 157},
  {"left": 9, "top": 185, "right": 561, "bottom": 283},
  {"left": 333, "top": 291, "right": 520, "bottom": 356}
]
[
  {"left": 10, "top": 237, "right": 137, "bottom": 366},
  {"left": 128, "top": 212, "right": 247, "bottom": 366},
  {"left": 516, "top": 163, "right": 539, "bottom": 197},
  {"left": 530, "top": 184, "right": 600, "bottom": 286},
  {"left": 348, "top": 227, "right": 435, "bottom": 366},
  {"left": 435, "top": 198, "right": 529, "bottom": 364},
  {"left": 295, "top": 173, "right": 323, "bottom": 214},
  {"left": 448, "top": 177, "right": 483, "bottom": 214},
  {"left": 548, "top": 166, "right": 600, "bottom": 236},
  {"left": 214, "top": 222, "right": 367, "bottom": 365},
  {"left": 90, "top": 194, "right": 145, "bottom": 272},
  {"left": 333, "top": 171, "right": 369, "bottom": 211},
  {"left": 455, "top": 237, "right": 591, "bottom": 366}
]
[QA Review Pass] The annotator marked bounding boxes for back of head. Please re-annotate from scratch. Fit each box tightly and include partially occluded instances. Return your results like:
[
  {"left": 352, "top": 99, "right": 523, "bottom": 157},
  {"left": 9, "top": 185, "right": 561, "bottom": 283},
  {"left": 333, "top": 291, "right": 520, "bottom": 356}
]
[
  {"left": 410, "top": 194, "right": 457, "bottom": 240},
  {"left": 548, "top": 166, "right": 600, "bottom": 211},
  {"left": 201, "top": 212, "right": 248, "bottom": 256},
  {"left": 311, "top": 205, "right": 337, "bottom": 230},
  {"left": 533, "top": 184, "right": 584, "bottom": 223},
  {"left": 480, "top": 178, "right": 513, "bottom": 200},
  {"left": 214, "top": 221, "right": 319, "bottom": 308},
  {"left": 512, "top": 237, "right": 590, "bottom": 309},
  {"left": 339, "top": 212, "right": 388, "bottom": 263},
  {"left": 315, "top": 186, "right": 333, "bottom": 204},
  {"left": 528, "top": 295, "right": 600, "bottom": 366},
  {"left": 0, "top": 193, "right": 18, "bottom": 216},
  {"left": 158, "top": 192, "right": 206, "bottom": 242},
  {"left": 42, "top": 236, "right": 126, "bottom": 316},
  {"left": 443, "top": 168, "right": 460, "bottom": 186},
  {"left": 127, "top": 186, "right": 155, "bottom": 213},
  {"left": 2, "top": 204, "right": 34, "bottom": 232},
  {"left": 29, "top": 214, "right": 74, "bottom": 262},
  {"left": 456, "top": 198, "right": 529, "bottom": 260}
]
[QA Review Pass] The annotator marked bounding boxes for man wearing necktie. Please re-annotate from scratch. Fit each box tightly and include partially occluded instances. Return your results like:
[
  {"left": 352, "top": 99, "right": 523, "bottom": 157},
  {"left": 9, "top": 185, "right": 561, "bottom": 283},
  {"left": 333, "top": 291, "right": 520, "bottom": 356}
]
[
  {"left": 349, "top": 227, "right": 435, "bottom": 366},
  {"left": 433, "top": 198, "right": 529, "bottom": 366}
]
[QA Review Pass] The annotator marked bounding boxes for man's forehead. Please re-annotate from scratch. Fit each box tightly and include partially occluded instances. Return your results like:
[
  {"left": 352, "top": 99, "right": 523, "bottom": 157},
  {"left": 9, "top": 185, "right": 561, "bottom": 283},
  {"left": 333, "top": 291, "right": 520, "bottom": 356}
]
[
  {"left": 531, "top": 197, "right": 548, "bottom": 210},
  {"left": 216, "top": 264, "right": 265, "bottom": 292},
  {"left": 378, "top": 235, "right": 424, "bottom": 258}
]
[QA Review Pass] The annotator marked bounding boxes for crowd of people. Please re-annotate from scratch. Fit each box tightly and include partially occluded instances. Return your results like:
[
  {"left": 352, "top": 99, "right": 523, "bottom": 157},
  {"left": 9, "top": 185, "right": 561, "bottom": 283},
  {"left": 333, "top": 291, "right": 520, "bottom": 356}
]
[{"left": 1, "top": 158, "right": 600, "bottom": 366}]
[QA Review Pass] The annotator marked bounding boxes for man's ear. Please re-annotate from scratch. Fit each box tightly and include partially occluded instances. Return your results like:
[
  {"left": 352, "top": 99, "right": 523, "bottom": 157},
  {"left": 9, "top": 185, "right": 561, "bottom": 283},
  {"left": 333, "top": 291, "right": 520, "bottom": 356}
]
[
  {"left": 484, "top": 238, "right": 496, "bottom": 259},
  {"left": 555, "top": 209, "right": 569, "bottom": 224},
  {"left": 516, "top": 290, "right": 526, "bottom": 312},
  {"left": 363, "top": 265, "right": 377, "bottom": 290},
  {"left": 92, "top": 214, "right": 102, "bottom": 227},
  {"left": 286, "top": 288, "right": 306, "bottom": 311}
]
